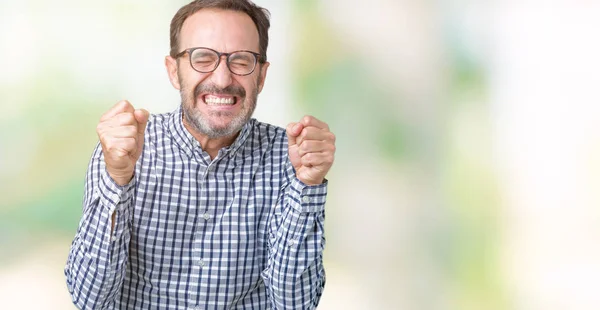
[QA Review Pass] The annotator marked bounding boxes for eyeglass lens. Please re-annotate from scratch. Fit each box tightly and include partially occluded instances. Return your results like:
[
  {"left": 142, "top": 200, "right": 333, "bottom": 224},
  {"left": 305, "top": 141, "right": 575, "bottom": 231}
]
[{"left": 190, "top": 48, "right": 256, "bottom": 75}]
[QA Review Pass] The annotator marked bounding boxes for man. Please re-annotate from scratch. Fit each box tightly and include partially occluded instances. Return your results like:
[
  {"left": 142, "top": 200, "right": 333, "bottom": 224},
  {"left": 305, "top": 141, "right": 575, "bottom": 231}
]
[{"left": 64, "top": 0, "right": 335, "bottom": 309}]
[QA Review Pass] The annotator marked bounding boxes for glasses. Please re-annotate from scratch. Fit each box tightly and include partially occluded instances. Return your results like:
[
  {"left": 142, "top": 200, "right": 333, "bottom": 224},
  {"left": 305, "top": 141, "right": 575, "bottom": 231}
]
[{"left": 175, "top": 47, "right": 263, "bottom": 76}]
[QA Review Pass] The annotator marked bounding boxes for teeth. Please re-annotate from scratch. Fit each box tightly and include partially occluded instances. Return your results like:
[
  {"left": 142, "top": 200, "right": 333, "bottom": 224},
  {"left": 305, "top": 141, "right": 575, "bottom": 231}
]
[{"left": 205, "top": 96, "right": 235, "bottom": 105}]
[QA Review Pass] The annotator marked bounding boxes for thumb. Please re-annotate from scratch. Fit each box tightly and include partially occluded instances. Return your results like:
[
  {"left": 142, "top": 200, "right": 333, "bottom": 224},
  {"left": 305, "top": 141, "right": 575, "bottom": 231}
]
[
  {"left": 286, "top": 122, "right": 302, "bottom": 147},
  {"left": 134, "top": 109, "right": 150, "bottom": 135}
]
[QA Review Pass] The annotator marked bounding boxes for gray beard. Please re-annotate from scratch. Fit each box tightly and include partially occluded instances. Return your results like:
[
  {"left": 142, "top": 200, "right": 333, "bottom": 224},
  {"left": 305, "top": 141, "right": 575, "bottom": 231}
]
[{"left": 181, "top": 84, "right": 258, "bottom": 139}]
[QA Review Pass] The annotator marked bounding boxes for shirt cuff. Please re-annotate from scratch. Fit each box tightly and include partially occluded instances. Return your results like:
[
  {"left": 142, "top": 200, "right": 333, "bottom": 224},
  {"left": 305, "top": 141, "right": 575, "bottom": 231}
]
[
  {"left": 97, "top": 169, "right": 134, "bottom": 214},
  {"left": 285, "top": 177, "right": 328, "bottom": 213}
]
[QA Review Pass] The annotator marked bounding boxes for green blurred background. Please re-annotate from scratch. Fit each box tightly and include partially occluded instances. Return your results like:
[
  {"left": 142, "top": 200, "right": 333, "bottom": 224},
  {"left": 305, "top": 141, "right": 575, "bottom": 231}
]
[{"left": 1, "top": 1, "right": 600, "bottom": 309}]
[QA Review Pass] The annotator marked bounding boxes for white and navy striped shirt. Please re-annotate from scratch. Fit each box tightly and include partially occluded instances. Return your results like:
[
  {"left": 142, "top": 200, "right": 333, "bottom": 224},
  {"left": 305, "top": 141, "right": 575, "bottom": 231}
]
[{"left": 65, "top": 107, "right": 327, "bottom": 309}]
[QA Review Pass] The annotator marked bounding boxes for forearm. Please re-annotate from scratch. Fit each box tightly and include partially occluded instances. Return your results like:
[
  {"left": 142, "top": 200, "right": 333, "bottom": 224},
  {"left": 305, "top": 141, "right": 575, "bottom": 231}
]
[
  {"left": 263, "top": 177, "right": 327, "bottom": 309},
  {"left": 65, "top": 145, "right": 134, "bottom": 309}
]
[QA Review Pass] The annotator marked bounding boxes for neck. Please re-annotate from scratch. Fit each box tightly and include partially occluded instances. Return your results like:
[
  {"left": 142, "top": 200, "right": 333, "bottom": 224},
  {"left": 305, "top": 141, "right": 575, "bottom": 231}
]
[{"left": 182, "top": 118, "right": 239, "bottom": 160}]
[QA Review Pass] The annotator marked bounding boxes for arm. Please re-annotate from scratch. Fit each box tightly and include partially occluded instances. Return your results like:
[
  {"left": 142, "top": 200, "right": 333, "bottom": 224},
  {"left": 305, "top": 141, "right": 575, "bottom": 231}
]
[
  {"left": 262, "top": 171, "right": 327, "bottom": 309},
  {"left": 64, "top": 143, "right": 135, "bottom": 309},
  {"left": 262, "top": 116, "right": 335, "bottom": 309},
  {"left": 65, "top": 101, "right": 148, "bottom": 309}
]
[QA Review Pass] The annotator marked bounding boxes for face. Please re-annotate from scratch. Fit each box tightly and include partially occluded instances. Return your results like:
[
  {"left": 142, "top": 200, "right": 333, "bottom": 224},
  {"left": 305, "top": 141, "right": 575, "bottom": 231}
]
[{"left": 166, "top": 9, "right": 269, "bottom": 139}]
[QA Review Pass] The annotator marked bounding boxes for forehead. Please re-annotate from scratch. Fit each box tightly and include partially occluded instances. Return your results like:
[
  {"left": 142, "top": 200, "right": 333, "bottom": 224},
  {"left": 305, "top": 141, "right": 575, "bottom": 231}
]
[{"left": 179, "top": 9, "right": 260, "bottom": 52}]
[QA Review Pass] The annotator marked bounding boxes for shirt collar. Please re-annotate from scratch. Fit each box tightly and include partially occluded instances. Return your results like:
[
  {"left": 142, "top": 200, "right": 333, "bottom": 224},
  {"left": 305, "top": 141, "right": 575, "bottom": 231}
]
[
  {"left": 166, "top": 105, "right": 254, "bottom": 159},
  {"left": 226, "top": 118, "right": 253, "bottom": 158}
]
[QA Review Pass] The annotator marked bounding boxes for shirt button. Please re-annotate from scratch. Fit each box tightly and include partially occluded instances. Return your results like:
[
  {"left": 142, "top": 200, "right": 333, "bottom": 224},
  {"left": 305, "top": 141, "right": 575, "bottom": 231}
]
[
  {"left": 111, "top": 236, "right": 117, "bottom": 242},
  {"left": 302, "top": 196, "right": 311, "bottom": 203},
  {"left": 203, "top": 212, "right": 210, "bottom": 220},
  {"left": 198, "top": 259, "right": 205, "bottom": 268}
]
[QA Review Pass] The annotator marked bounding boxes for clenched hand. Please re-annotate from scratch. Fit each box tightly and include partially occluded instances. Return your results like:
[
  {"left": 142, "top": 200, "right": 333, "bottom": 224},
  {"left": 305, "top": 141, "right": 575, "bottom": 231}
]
[
  {"left": 96, "top": 100, "right": 149, "bottom": 186},
  {"left": 286, "top": 116, "right": 336, "bottom": 185}
]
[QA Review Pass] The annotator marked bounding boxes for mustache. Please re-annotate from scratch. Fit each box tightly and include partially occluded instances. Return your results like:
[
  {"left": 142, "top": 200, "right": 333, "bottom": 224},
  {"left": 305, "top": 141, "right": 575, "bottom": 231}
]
[{"left": 194, "top": 84, "right": 246, "bottom": 98}]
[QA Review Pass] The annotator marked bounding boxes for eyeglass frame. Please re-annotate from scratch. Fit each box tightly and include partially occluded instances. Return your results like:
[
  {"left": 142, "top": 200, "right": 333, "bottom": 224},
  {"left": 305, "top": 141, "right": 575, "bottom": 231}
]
[{"left": 174, "top": 47, "right": 264, "bottom": 76}]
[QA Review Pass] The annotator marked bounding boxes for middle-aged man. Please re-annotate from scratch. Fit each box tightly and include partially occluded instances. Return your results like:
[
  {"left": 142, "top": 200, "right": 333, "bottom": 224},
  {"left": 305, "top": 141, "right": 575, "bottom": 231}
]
[{"left": 64, "top": 0, "right": 336, "bottom": 309}]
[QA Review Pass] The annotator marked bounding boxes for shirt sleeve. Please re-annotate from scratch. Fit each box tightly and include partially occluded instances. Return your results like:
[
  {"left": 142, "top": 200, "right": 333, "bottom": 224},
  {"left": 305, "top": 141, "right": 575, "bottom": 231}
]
[
  {"left": 65, "top": 142, "right": 135, "bottom": 309},
  {"left": 262, "top": 162, "right": 328, "bottom": 309}
]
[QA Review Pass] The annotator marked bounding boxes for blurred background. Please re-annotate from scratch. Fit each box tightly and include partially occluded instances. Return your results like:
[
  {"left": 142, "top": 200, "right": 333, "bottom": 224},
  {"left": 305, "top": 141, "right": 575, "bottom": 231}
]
[{"left": 1, "top": 0, "right": 599, "bottom": 309}]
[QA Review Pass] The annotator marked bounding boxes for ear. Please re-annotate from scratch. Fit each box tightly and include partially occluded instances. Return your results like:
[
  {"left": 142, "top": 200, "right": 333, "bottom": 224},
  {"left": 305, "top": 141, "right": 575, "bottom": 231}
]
[
  {"left": 165, "top": 56, "right": 181, "bottom": 90},
  {"left": 257, "top": 61, "right": 269, "bottom": 94}
]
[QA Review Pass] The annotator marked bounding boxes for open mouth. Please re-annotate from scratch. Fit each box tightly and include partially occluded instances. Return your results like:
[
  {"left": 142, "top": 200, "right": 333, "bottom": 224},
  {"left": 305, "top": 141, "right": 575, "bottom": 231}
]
[{"left": 203, "top": 94, "right": 238, "bottom": 106}]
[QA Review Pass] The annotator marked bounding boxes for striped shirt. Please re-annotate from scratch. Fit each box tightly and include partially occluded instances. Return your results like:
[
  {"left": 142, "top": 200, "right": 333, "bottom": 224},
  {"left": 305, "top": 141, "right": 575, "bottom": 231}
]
[{"left": 65, "top": 107, "right": 327, "bottom": 309}]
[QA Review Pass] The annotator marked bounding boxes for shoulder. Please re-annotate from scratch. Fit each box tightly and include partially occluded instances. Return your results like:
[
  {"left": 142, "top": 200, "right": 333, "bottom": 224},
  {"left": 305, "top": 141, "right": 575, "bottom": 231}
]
[
  {"left": 146, "top": 110, "right": 171, "bottom": 130},
  {"left": 144, "top": 109, "right": 176, "bottom": 140},
  {"left": 246, "top": 119, "right": 295, "bottom": 181},
  {"left": 248, "top": 119, "right": 288, "bottom": 150}
]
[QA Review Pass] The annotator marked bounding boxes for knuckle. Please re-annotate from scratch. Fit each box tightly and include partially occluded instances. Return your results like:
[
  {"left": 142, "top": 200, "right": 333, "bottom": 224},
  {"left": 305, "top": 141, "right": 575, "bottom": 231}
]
[
  {"left": 299, "top": 130, "right": 310, "bottom": 140},
  {"left": 124, "top": 126, "right": 137, "bottom": 137},
  {"left": 297, "top": 134, "right": 306, "bottom": 144},
  {"left": 300, "top": 127, "right": 309, "bottom": 136},
  {"left": 104, "top": 141, "right": 116, "bottom": 153},
  {"left": 122, "top": 113, "right": 135, "bottom": 124},
  {"left": 303, "top": 115, "right": 313, "bottom": 124},
  {"left": 117, "top": 100, "right": 130, "bottom": 111},
  {"left": 126, "top": 143, "right": 137, "bottom": 153},
  {"left": 301, "top": 158, "right": 311, "bottom": 166},
  {"left": 123, "top": 137, "right": 135, "bottom": 147},
  {"left": 298, "top": 143, "right": 307, "bottom": 152},
  {"left": 98, "top": 133, "right": 108, "bottom": 144}
]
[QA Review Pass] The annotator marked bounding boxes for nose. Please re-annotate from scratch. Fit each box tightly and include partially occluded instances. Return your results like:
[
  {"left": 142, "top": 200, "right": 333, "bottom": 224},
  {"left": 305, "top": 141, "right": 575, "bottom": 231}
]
[{"left": 209, "top": 56, "right": 233, "bottom": 88}]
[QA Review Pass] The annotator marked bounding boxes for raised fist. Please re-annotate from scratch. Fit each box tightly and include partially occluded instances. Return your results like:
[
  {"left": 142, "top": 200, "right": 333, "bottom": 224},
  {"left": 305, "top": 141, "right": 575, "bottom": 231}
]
[
  {"left": 286, "top": 115, "right": 336, "bottom": 186},
  {"left": 96, "top": 100, "right": 149, "bottom": 186}
]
